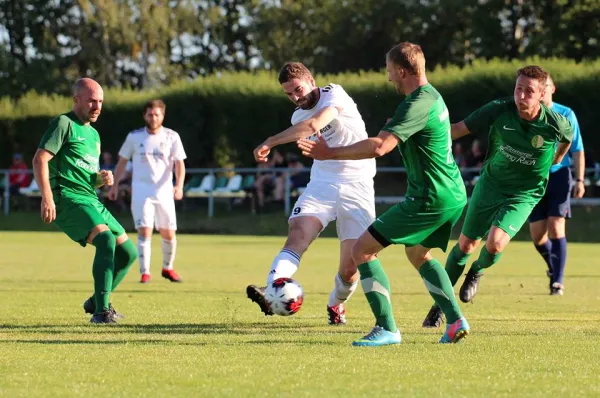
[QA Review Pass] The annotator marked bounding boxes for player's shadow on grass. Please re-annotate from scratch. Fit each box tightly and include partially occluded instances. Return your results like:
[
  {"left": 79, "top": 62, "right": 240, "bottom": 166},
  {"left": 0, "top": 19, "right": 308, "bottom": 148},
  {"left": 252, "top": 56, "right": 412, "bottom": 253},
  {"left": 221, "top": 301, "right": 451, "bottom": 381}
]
[
  {"left": 0, "top": 322, "right": 363, "bottom": 336},
  {"left": 0, "top": 338, "right": 179, "bottom": 345}
]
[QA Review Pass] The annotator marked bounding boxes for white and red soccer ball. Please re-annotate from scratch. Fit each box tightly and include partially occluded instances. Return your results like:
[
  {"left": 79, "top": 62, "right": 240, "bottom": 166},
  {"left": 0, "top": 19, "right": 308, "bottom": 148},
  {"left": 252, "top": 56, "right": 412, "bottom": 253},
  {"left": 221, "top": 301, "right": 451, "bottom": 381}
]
[{"left": 265, "top": 277, "right": 304, "bottom": 316}]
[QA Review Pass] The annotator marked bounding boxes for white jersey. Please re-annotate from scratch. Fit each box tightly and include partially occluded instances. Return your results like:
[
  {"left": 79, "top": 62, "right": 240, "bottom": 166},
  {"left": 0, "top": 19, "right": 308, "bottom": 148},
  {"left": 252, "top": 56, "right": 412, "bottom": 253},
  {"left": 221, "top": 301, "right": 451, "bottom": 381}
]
[
  {"left": 291, "top": 83, "right": 376, "bottom": 183},
  {"left": 118, "top": 127, "right": 187, "bottom": 200}
]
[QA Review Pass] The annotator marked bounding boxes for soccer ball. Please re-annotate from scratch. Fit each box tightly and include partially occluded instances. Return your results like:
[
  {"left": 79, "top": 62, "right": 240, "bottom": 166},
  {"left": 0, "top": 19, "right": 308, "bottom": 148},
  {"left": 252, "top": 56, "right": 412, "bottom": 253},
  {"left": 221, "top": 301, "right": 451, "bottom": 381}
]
[{"left": 265, "top": 277, "right": 304, "bottom": 316}]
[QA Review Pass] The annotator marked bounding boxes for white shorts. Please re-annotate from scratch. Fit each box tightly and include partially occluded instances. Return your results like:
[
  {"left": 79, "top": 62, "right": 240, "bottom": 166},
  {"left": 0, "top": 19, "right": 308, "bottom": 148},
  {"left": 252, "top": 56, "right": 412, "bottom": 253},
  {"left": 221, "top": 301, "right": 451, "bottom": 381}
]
[
  {"left": 131, "top": 197, "right": 177, "bottom": 231},
  {"left": 289, "top": 179, "right": 375, "bottom": 241}
]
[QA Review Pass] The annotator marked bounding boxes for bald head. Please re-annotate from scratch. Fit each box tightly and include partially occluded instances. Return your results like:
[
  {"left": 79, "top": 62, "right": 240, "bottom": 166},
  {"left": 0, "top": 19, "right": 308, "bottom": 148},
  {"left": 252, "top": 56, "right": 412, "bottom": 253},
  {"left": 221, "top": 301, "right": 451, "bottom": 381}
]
[{"left": 72, "top": 78, "right": 104, "bottom": 124}]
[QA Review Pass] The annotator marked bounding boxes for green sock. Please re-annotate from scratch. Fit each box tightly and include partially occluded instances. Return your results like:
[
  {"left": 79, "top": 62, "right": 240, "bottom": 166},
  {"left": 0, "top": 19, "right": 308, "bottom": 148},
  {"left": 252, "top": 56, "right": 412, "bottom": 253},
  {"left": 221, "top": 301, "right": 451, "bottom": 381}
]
[
  {"left": 470, "top": 246, "right": 502, "bottom": 273},
  {"left": 419, "top": 259, "right": 463, "bottom": 324},
  {"left": 358, "top": 259, "right": 397, "bottom": 333},
  {"left": 91, "top": 231, "right": 116, "bottom": 314},
  {"left": 445, "top": 244, "right": 471, "bottom": 286},
  {"left": 112, "top": 239, "right": 138, "bottom": 291}
]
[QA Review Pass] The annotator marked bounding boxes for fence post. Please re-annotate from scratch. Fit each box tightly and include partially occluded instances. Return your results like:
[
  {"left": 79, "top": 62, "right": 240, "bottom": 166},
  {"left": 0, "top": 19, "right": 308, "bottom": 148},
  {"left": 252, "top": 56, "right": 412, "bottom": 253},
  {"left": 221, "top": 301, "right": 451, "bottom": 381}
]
[
  {"left": 284, "top": 169, "right": 291, "bottom": 215},
  {"left": 3, "top": 172, "right": 9, "bottom": 216},
  {"left": 208, "top": 169, "right": 215, "bottom": 218}
]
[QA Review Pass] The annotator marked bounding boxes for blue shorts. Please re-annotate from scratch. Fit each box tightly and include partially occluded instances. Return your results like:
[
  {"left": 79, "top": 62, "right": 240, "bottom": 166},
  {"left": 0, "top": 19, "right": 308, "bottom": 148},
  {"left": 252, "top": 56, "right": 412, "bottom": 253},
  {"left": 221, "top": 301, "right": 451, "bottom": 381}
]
[{"left": 529, "top": 167, "right": 572, "bottom": 222}]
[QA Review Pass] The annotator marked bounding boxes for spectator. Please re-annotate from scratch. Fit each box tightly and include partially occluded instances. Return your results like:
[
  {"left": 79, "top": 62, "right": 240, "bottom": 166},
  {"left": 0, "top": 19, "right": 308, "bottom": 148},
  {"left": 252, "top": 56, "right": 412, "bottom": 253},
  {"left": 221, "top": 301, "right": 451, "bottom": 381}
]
[
  {"left": 466, "top": 139, "right": 485, "bottom": 168},
  {"left": 465, "top": 139, "right": 486, "bottom": 183},
  {"left": 273, "top": 153, "right": 309, "bottom": 201},
  {"left": 100, "top": 151, "right": 115, "bottom": 171},
  {"left": 453, "top": 143, "right": 468, "bottom": 168},
  {"left": 7, "top": 153, "right": 31, "bottom": 195},
  {"left": 253, "top": 149, "right": 287, "bottom": 213}
]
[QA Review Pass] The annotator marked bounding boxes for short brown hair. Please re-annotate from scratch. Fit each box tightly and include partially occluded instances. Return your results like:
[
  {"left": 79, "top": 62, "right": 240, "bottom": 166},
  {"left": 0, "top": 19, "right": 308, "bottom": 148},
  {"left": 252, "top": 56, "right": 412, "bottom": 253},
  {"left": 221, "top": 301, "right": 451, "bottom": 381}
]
[
  {"left": 278, "top": 62, "right": 313, "bottom": 84},
  {"left": 516, "top": 65, "right": 548, "bottom": 86},
  {"left": 387, "top": 42, "right": 426, "bottom": 76},
  {"left": 143, "top": 99, "right": 166, "bottom": 114}
]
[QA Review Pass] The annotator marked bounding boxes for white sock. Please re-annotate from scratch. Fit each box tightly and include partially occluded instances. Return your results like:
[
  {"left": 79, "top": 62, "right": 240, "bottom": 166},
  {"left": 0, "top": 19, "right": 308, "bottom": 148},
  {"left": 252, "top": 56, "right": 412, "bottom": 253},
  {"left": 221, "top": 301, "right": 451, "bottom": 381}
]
[
  {"left": 161, "top": 238, "right": 177, "bottom": 270},
  {"left": 328, "top": 273, "right": 359, "bottom": 307},
  {"left": 137, "top": 236, "right": 151, "bottom": 275},
  {"left": 266, "top": 248, "right": 301, "bottom": 284}
]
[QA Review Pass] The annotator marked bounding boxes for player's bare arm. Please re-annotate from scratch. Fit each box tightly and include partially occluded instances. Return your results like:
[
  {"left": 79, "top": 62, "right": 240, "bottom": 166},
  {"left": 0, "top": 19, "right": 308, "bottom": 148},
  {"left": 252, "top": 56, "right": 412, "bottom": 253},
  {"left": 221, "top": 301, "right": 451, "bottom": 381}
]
[
  {"left": 32, "top": 148, "right": 56, "bottom": 224},
  {"left": 174, "top": 159, "right": 185, "bottom": 200},
  {"left": 254, "top": 106, "right": 341, "bottom": 162},
  {"left": 108, "top": 157, "right": 129, "bottom": 200},
  {"left": 552, "top": 142, "right": 571, "bottom": 165},
  {"left": 298, "top": 131, "right": 399, "bottom": 161},
  {"left": 451, "top": 121, "right": 471, "bottom": 140},
  {"left": 572, "top": 150, "right": 586, "bottom": 198}
]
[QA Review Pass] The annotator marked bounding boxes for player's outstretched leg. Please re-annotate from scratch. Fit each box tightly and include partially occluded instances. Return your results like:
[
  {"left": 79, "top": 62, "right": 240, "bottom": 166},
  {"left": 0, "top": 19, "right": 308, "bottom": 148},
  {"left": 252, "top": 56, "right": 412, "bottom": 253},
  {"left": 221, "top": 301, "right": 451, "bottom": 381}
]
[
  {"left": 247, "top": 217, "right": 320, "bottom": 317},
  {"left": 247, "top": 248, "right": 300, "bottom": 316},
  {"left": 89, "top": 230, "right": 117, "bottom": 324}
]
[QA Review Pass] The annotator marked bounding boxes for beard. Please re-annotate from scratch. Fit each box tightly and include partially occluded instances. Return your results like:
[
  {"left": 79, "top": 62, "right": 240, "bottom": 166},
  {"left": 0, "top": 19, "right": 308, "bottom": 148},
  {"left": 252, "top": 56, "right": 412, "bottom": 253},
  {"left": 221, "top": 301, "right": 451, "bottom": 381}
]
[
  {"left": 145, "top": 121, "right": 161, "bottom": 130},
  {"left": 298, "top": 88, "right": 319, "bottom": 110}
]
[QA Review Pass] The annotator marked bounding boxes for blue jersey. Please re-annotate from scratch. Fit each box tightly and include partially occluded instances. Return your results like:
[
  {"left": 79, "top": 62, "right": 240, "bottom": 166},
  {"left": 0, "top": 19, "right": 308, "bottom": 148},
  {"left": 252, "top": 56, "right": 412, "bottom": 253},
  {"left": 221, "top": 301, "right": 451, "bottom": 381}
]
[{"left": 550, "top": 102, "right": 583, "bottom": 173}]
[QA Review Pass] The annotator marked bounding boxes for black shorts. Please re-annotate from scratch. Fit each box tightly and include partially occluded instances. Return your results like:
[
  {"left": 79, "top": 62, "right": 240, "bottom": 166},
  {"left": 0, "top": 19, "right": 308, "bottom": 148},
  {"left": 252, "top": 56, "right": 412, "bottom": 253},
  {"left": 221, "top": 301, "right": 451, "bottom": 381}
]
[{"left": 529, "top": 167, "right": 572, "bottom": 222}]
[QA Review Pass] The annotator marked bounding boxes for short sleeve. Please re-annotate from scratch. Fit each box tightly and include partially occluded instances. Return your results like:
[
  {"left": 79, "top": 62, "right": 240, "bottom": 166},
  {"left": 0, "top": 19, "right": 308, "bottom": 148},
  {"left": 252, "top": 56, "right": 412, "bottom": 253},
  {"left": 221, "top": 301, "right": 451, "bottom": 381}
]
[
  {"left": 38, "top": 116, "right": 70, "bottom": 155},
  {"left": 557, "top": 116, "right": 573, "bottom": 144},
  {"left": 464, "top": 99, "right": 510, "bottom": 136},
  {"left": 381, "top": 95, "right": 429, "bottom": 142},
  {"left": 567, "top": 111, "right": 583, "bottom": 152},
  {"left": 118, "top": 133, "right": 135, "bottom": 160},
  {"left": 171, "top": 133, "right": 187, "bottom": 161},
  {"left": 320, "top": 84, "right": 352, "bottom": 111}
]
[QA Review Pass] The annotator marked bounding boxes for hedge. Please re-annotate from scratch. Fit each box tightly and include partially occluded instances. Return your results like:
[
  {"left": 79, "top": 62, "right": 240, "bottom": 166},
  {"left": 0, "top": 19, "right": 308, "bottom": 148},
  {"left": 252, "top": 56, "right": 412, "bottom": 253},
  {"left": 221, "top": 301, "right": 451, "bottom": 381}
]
[{"left": 1, "top": 57, "right": 599, "bottom": 168}]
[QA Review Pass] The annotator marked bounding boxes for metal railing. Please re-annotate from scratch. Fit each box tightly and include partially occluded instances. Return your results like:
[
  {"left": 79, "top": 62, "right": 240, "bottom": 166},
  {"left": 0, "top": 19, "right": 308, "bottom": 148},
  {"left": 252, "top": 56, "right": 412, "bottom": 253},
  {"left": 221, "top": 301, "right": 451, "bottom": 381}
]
[{"left": 3, "top": 166, "right": 600, "bottom": 217}]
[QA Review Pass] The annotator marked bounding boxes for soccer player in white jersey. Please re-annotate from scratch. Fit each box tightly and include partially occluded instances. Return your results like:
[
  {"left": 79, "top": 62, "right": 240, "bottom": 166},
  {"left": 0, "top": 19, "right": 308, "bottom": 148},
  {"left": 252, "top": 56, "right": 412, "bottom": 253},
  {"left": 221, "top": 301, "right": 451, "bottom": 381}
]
[
  {"left": 108, "top": 99, "right": 187, "bottom": 284},
  {"left": 246, "top": 62, "right": 376, "bottom": 325}
]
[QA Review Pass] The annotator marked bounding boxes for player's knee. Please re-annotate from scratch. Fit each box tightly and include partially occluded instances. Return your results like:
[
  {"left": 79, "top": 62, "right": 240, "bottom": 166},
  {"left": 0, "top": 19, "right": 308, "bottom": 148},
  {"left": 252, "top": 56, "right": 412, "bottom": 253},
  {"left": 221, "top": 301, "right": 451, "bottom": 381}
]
[
  {"left": 458, "top": 239, "right": 477, "bottom": 254},
  {"left": 547, "top": 219, "right": 565, "bottom": 239},
  {"left": 92, "top": 230, "right": 116, "bottom": 251},
  {"left": 485, "top": 241, "right": 503, "bottom": 255}
]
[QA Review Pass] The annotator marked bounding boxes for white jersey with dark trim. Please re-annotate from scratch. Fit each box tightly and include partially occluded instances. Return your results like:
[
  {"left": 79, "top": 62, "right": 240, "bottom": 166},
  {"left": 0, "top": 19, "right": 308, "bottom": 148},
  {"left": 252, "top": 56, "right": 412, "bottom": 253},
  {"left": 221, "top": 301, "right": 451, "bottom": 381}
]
[{"left": 291, "top": 84, "right": 376, "bottom": 183}]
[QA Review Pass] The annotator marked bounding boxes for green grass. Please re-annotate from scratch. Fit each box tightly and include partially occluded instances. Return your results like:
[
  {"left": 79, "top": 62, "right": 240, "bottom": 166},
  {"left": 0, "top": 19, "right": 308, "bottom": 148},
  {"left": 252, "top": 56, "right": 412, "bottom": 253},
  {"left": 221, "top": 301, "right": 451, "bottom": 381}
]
[{"left": 0, "top": 232, "right": 599, "bottom": 397}]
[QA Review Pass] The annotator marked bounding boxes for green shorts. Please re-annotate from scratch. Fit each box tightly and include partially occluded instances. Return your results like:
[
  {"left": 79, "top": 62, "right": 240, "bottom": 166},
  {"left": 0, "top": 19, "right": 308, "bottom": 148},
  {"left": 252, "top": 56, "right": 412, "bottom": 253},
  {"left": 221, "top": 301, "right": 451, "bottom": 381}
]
[
  {"left": 462, "top": 179, "right": 540, "bottom": 240},
  {"left": 54, "top": 194, "right": 125, "bottom": 247},
  {"left": 369, "top": 199, "right": 465, "bottom": 251}
]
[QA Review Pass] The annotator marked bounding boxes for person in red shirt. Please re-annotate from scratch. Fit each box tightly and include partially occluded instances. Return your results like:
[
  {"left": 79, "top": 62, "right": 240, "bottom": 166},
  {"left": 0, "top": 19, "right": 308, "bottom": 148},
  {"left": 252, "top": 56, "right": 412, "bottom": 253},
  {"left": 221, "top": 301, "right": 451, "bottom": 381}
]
[{"left": 7, "top": 153, "right": 31, "bottom": 195}]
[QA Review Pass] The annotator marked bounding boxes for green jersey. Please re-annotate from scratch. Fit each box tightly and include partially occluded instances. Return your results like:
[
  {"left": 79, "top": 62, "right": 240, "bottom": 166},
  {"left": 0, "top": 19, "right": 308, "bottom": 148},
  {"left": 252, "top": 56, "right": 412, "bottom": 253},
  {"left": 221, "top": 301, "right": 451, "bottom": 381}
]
[
  {"left": 38, "top": 112, "right": 101, "bottom": 199},
  {"left": 464, "top": 98, "right": 573, "bottom": 197},
  {"left": 382, "top": 84, "right": 466, "bottom": 210}
]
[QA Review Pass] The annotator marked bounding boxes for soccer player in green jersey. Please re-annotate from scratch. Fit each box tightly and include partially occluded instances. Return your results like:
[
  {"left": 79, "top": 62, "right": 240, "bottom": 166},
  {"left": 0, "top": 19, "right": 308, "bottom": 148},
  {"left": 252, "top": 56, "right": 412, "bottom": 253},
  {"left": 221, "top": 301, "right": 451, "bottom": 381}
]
[
  {"left": 298, "top": 42, "right": 470, "bottom": 346},
  {"left": 32, "top": 78, "right": 138, "bottom": 324},
  {"left": 421, "top": 66, "right": 573, "bottom": 328}
]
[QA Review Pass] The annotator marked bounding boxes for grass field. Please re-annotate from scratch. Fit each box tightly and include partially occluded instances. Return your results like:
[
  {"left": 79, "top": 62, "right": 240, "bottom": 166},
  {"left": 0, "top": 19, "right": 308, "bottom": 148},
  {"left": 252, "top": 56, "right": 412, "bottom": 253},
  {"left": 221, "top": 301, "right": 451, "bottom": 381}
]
[{"left": 1, "top": 232, "right": 599, "bottom": 397}]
